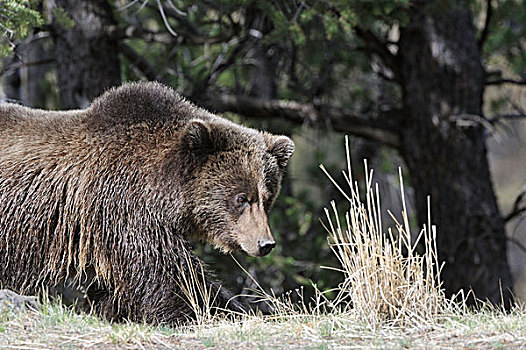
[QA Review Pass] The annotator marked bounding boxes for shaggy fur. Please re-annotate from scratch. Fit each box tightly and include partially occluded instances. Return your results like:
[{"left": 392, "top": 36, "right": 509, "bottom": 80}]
[{"left": 0, "top": 82, "right": 294, "bottom": 325}]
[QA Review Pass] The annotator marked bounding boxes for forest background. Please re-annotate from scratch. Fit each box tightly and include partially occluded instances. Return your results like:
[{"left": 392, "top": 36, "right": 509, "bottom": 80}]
[{"left": 1, "top": 0, "right": 526, "bottom": 307}]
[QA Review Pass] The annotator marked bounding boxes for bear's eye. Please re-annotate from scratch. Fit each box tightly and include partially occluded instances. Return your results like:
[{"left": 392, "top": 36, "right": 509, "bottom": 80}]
[{"left": 236, "top": 194, "right": 248, "bottom": 205}]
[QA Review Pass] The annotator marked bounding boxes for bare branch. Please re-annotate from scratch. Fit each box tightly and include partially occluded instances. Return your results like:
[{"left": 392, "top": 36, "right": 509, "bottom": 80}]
[
  {"left": 145, "top": 2, "right": 237, "bottom": 45},
  {"left": 119, "top": 42, "right": 162, "bottom": 82},
  {"left": 107, "top": 24, "right": 235, "bottom": 46},
  {"left": 489, "top": 114, "right": 526, "bottom": 124},
  {"left": 293, "top": 1, "right": 307, "bottom": 22},
  {"left": 210, "top": 95, "right": 401, "bottom": 147},
  {"left": 488, "top": 94, "right": 526, "bottom": 128},
  {"left": 508, "top": 95, "right": 526, "bottom": 117},
  {"left": 0, "top": 58, "right": 55, "bottom": 76},
  {"left": 486, "top": 78, "right": 526, "bottom": 86},
  {"left": 156, "top": 0, "right": 179, "bottom": 38},
  {"left": 478, "top": 0, "right": 493, "bottom": 50},
  {"left": 504, "top": 188, "right": 526, "bottom": 223},
  {"left": 117, "top": 0, "right": 141, "bottom": 12},
  {"left": 107, "top": 25, "right": 173, "bottom": 44},
  {"left": 508, "top": 236, "right": 526, "bottom": 256}
]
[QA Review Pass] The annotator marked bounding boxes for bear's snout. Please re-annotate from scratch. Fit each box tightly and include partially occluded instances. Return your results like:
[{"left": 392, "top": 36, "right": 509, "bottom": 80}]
[
  {"left": 257, "top": 239, "right": 276, "bottom": 257},
  {"left": 236, "top": 203, "right": 276, "bottom": 257}
]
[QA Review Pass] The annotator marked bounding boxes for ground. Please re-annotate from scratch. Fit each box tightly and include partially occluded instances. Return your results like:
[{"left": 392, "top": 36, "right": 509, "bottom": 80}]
[{"left": 1, "top": 301, "right": 525, "bottom": 349}]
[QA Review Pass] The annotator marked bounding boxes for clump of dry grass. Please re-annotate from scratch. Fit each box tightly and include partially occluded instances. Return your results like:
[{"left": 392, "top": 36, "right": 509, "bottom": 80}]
[
  {"left": 173, "top": 248, "right": 223, "bottom": 325},
  {"left": 317, "top": 136, "right": 448, "bottom": 328}
]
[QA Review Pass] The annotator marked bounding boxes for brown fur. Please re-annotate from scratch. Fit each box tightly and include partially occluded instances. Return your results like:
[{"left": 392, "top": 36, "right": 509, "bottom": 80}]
[{"left": 0, "top": 82, "right": 294, "bottom": 325}]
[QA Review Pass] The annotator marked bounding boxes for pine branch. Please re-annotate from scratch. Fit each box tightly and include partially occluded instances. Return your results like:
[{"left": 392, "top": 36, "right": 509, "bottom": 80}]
[
  {"left": 210, "top": 95, "right": 401, "bottom": 147},
  {"left": 119, "top": 43, "right": 162, "bottom": 82},
  {"left": 354, "top": 27, "right": 401, "bottom": 83}
]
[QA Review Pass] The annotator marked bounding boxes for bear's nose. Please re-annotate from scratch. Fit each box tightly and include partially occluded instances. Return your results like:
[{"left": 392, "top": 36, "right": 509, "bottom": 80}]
[{"left": 257, "top": 240, "right": 276, "bottom": 256}]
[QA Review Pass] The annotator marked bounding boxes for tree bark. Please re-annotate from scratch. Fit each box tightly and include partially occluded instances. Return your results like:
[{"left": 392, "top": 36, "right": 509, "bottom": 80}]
[
  {"left": 52, "top": 0, "right": 121, "bottom": 109},
  {"left": 398, "top": 1, "right": 513, "bottom": 304},
  {"left": 1, "top": 55, "right": 21, "bottom": 103},
  {"left": 248, "top": 43, "right": 277, "bottom": 99},
  {"left": 20, "top": 38, "right": 53, "bottom": 108}
]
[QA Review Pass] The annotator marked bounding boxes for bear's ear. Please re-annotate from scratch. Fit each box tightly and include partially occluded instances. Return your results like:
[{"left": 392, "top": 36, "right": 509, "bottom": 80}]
[
  {"left": 181, "top": 119, "right": 214, "bottom": 158},
  {"left": 266, "top": 134, "right": 295, "bottom": 168}
]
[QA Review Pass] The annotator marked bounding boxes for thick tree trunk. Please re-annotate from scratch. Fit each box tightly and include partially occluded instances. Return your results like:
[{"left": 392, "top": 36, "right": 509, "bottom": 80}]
[
  {"left": 52, "top": 0, "right": 121, "bottom": 109},
  {"left": 398, "top": 1, "right": 513, "bottom": 304}
]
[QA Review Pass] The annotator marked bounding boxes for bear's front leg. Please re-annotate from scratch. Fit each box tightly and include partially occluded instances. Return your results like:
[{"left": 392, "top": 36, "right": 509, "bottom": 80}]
[{"left": 84, "top": 240, "right": 246, "bottom": 325}]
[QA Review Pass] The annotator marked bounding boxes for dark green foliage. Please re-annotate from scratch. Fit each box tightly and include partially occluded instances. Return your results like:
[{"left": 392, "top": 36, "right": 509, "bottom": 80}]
[
  {"left": 0, "top": 0, "right": 42, "bottom": 58},
  {"left": 52, "top": 6, "right": 75, "bottom": 30},
  {"left": 482, "top": 0, "right": 526, "bottom": 76}
]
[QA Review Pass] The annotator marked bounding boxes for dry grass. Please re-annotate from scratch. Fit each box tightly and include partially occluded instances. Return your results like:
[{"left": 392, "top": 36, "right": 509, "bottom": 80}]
[
  {"left": 173, "top": 248, "right": 225, "bottom": 325},
  {"left": 318, "top": 136, "right": 448, "bottom": 328},
  {"left": 2, "top": 136, "right": 526, "bottom": 349}
]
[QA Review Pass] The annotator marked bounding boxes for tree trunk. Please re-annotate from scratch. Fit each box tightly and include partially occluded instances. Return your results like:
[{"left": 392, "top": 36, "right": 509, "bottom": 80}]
[
  {"left": 20, "top": 38, "right": 53, "bottom": 108},
  {"left": 248, "top": 43, "right": 277, "bottom": 99},
  {"left": 52, "top": 0, "right": 121, "bottom": 109},
  {"left": 2, "top": 53, "right": 22, "bottom": 103},
  {"left": 398, "top": 1, "right": 513, "bottom": 304}
]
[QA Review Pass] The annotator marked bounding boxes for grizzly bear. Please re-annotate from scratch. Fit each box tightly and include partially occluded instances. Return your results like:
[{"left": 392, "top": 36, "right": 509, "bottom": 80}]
[{"left": 0, "top": 82, "right": 294, "bottom": 325}]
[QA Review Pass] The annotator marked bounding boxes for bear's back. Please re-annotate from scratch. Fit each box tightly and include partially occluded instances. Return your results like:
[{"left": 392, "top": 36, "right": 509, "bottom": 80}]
[
  {"left": 87, "top": 82, "right": 211, "bottom": 132},
  {"left": 0, "top": 82, "right": 265, "bottom": 159},
  {"left": 0, "top": 82, "right": 211, "bottom": 136},
  {"left": 0, "top": 103, "right": 85, "bottom": 139}
]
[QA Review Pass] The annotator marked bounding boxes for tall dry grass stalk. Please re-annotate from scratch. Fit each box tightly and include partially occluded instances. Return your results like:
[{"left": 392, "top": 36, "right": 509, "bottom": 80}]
[
  {"left": 173, "top": 248, "right": 223, "bottom": 325},
  {"left": 318, "top": 136, "right": 448, "bottom": 327}
]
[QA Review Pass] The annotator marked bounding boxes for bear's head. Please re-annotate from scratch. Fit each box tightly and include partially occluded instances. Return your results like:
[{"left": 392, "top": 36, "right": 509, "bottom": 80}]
[{"left": 177, "top": 119, "right": 294, "bottom": 257}]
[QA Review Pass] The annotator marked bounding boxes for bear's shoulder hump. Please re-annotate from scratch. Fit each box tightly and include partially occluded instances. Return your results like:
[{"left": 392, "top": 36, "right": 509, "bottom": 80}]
[{"left": 87, "top": 82, "right": 203, "bottom": 130}]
